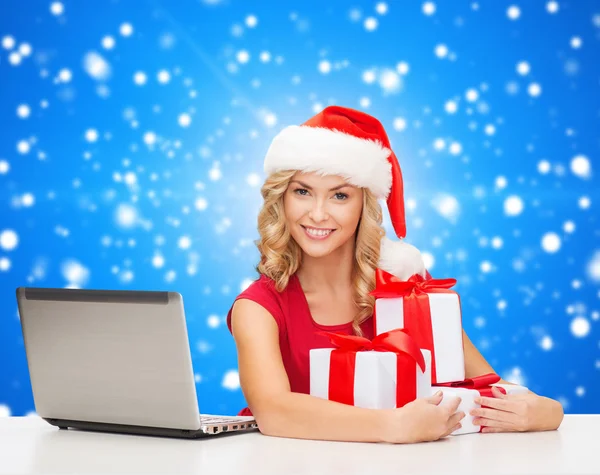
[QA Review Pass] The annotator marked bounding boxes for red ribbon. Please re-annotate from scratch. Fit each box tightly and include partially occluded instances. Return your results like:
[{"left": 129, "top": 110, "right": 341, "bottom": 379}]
[
  {"left": 317, "top": 328, "right": 426, "bottom": 408},
  {"left": 370, "top": 268, "right": 460, "bottom": 384},
  {"left": 434, "top": 372, "right": 501, "bottom": 392}
]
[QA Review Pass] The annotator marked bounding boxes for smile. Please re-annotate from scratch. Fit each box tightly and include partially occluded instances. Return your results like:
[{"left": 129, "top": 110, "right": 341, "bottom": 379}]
[{"left": 301, "top": 225, "right": 336, "bottom": 240}]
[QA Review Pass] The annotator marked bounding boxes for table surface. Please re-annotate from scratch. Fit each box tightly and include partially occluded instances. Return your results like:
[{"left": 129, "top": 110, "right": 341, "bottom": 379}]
[{"left": 0, "top": 415, "right": 598, "bottom": 474}]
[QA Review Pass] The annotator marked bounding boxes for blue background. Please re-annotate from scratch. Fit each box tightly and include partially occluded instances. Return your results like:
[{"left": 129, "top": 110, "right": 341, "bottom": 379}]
[{"left": 1, "top": 0, "right": 599, "bottom": 416}]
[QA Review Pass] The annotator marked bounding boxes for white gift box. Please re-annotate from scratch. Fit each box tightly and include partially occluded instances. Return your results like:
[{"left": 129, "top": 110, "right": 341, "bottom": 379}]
[
  {"left": 374, "top": 292, "right": 465, "bottom": 384},
  {"left": 437, "top": 384, "right": 530, "bottom": 435},
  {"left": 309, "top": 348, "right": 431, "bottom": 409}
]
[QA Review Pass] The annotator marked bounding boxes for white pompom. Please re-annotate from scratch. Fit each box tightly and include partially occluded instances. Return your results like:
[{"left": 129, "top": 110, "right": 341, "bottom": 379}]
[{"left": 378, "top": 235, "right": 426, "bottom": 281}]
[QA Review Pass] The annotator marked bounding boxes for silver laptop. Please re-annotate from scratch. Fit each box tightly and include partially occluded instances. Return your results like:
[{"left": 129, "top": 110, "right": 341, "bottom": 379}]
[{"left": 16, "top": 286, "right": 257, "bottom": 438}]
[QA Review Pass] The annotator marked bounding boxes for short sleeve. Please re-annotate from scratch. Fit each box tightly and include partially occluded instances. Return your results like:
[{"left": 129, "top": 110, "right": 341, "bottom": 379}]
[{"left": 226, "top": 275, "right": 286, "bottom": 336}]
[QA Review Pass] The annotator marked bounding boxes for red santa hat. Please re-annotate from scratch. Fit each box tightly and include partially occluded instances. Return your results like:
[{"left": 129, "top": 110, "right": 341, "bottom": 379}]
[{"left": 263, "top": 105, "right": 426, "bottom": 281}]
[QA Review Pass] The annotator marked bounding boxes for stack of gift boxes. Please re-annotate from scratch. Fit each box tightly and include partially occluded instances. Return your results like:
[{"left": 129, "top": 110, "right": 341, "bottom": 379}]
[{"left": 310, "top": 268, "right": 528, "bottom": 435}]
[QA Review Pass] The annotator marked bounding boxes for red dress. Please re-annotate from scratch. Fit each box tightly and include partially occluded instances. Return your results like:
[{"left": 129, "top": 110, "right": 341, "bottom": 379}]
[{"left": 226, "top": 273, "right": 374, "bottom": 416}]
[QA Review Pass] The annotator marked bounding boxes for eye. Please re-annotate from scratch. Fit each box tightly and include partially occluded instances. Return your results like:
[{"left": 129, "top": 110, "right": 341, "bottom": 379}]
[
  {"left": 293, "top": 188, "right": 309, "bottom": 196},
  {"left": 334, "top": 192, "right": 348, "bottom": 200}
]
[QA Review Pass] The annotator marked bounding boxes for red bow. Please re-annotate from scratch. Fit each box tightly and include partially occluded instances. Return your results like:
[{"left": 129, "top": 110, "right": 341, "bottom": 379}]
[
  {"left": 317, "top": 328, "right": 426, "bottom": 407},
  {"left": 317, "top": 328, "right": 426, "bottom": 372},
  {"left": 369, "top": 268, "right": 457, "bottom": 299}
]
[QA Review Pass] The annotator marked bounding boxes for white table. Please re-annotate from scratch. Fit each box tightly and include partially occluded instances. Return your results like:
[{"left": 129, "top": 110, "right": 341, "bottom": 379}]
[{"left": 0, "top": 415, "right": 598, "bottom": 474}]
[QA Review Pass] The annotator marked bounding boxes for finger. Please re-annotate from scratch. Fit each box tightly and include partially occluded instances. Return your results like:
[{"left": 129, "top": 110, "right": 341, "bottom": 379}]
[
  {"left": 473, "top": 417, "right": 517, "bottom": 430},
  {"left": 473, "top": 395, "right": 514, "bottom": 411},
  {"left": 435, "top": 394, "right": 461, "bottom": 411},
  {"left": 447, "top": 411, "right": 466, "bottom": 427},
  {"left": 491, "top": 386, "right": 509, "bottom": 399},
  {"left": 440, "top": 422, "right": 462, "bottom": 439},
  {"left": 444, "top": 396, "right": 462, "bottom": 414},
  {"left": 470, "top": 407, "right": 519, "bottom": 423},
  {"left": 424, "top": 391, "right": 444, "bottom": 404}
]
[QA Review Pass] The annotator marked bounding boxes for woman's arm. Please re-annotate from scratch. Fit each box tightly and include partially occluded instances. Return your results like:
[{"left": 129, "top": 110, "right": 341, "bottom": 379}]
[
  {"left": 231, "top": 298, "right": 387, "bottom": 442},
  {"left": 462, "top": 329, "right": 517, "bottom": 384},
  {"left": 231, "top": 299, "right": 463, "bottom": 443}
]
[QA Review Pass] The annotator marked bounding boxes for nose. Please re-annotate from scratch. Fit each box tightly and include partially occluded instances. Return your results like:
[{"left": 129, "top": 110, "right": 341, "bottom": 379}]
[{"left": 308, "top": 198, "right": 329, "bottom": 224}]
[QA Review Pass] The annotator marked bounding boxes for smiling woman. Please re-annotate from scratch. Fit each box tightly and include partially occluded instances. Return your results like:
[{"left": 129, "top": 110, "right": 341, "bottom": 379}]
[{"left": 224, "top": 106, "right": 462, "bottom": 444}]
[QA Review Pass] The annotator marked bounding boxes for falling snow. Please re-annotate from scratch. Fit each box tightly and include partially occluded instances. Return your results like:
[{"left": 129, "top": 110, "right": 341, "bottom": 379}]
[
  {"left": 222, "top": 370, "right": 240, "bottom": 390},
  {"left": 0, "top": 0, "right": 598, "bottom": 418},
  {"left": 504, "top": 195, "right": 524, "bottom": 216}
]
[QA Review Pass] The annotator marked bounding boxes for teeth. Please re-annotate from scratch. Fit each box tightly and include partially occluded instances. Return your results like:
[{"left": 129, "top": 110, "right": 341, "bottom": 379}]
[{"left": 305, "top": 227, "right": 332, "bottom": 237}]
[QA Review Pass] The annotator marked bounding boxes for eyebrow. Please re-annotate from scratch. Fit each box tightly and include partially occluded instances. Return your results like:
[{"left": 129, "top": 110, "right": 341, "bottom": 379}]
[{"left": 290, "top": 180, "right": 353, "bottom": 192}]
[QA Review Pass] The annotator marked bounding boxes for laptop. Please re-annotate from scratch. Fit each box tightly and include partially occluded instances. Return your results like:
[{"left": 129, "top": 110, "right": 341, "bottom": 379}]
[{"left": 16, "top": 286, "right": 257, "bottom": 439}]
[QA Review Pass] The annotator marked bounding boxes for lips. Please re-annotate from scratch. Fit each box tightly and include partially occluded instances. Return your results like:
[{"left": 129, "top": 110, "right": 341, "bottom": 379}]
[{"left": 301, "top": 225, "right": 336, "bottom": 240}]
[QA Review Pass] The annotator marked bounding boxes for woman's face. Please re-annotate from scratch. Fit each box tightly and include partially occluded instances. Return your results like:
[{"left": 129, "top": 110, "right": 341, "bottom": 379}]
[{"left": 283, "top": 171, "right": 364, "bottom": 258}]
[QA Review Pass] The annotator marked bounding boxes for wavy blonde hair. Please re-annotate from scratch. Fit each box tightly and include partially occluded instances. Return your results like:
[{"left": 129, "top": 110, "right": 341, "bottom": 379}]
[{"left": 254, "top": 170, "right": 386, "bottom": 336}]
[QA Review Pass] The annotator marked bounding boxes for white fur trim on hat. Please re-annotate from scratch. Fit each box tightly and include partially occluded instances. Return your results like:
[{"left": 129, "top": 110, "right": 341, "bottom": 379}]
[
  {"left": 378, "top": 236, "right": 427, "bottom": 281},
  {"left": 264, "top": 125, "right": 393, "bottom": 199}
]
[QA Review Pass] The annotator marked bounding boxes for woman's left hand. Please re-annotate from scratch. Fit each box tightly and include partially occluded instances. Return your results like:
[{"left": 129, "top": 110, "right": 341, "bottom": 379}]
[{"left": 470, "top": 386, "right": 564, "bottom": 433}]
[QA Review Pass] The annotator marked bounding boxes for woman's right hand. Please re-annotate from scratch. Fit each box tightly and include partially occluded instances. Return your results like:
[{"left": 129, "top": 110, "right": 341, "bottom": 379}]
[{"left": 381, "top": 391, "right": 465, "bottom": 444}]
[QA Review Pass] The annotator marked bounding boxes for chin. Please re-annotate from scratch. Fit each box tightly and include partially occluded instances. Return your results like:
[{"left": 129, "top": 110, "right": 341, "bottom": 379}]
[{"left": 299, "top": 246, "right": 335, "bottom": 259}]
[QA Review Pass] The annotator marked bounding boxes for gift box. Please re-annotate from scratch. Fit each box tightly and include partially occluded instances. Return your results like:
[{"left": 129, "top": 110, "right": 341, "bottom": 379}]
[
  {"left": 371, "top": 268, "right": 465, "bottom": 384},
  {"left": 310, "top": 329, "right": 431, "bottom": 409},
  {"left": 435, "top": 373, "right": 530, "bottom": 435}
]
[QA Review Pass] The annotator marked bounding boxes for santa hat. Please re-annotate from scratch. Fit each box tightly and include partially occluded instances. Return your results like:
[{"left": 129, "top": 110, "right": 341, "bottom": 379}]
[{"left": 263, "top": 105, "right": 426, "bottom": 281}]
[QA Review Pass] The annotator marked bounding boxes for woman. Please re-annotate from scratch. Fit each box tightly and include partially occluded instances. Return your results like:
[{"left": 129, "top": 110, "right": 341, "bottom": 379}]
[{"left": 227, "top": 106, "right": 564, "bottom": 443}]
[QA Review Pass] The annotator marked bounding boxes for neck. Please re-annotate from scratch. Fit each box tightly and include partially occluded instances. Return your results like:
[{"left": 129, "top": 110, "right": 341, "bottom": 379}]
[{"left": 295, "top": 236, "right": 355, "bottom": 294}]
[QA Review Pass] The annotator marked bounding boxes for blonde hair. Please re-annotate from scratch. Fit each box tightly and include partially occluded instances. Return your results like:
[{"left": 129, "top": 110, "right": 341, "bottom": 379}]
[{"left": 254, "top": 170, "right": 386, "bottom": 336}]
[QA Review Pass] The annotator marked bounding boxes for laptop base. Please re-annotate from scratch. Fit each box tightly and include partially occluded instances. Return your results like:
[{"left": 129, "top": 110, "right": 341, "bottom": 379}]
[{"left": 43, "top": 417, "right": 240, "bottom": 439}]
